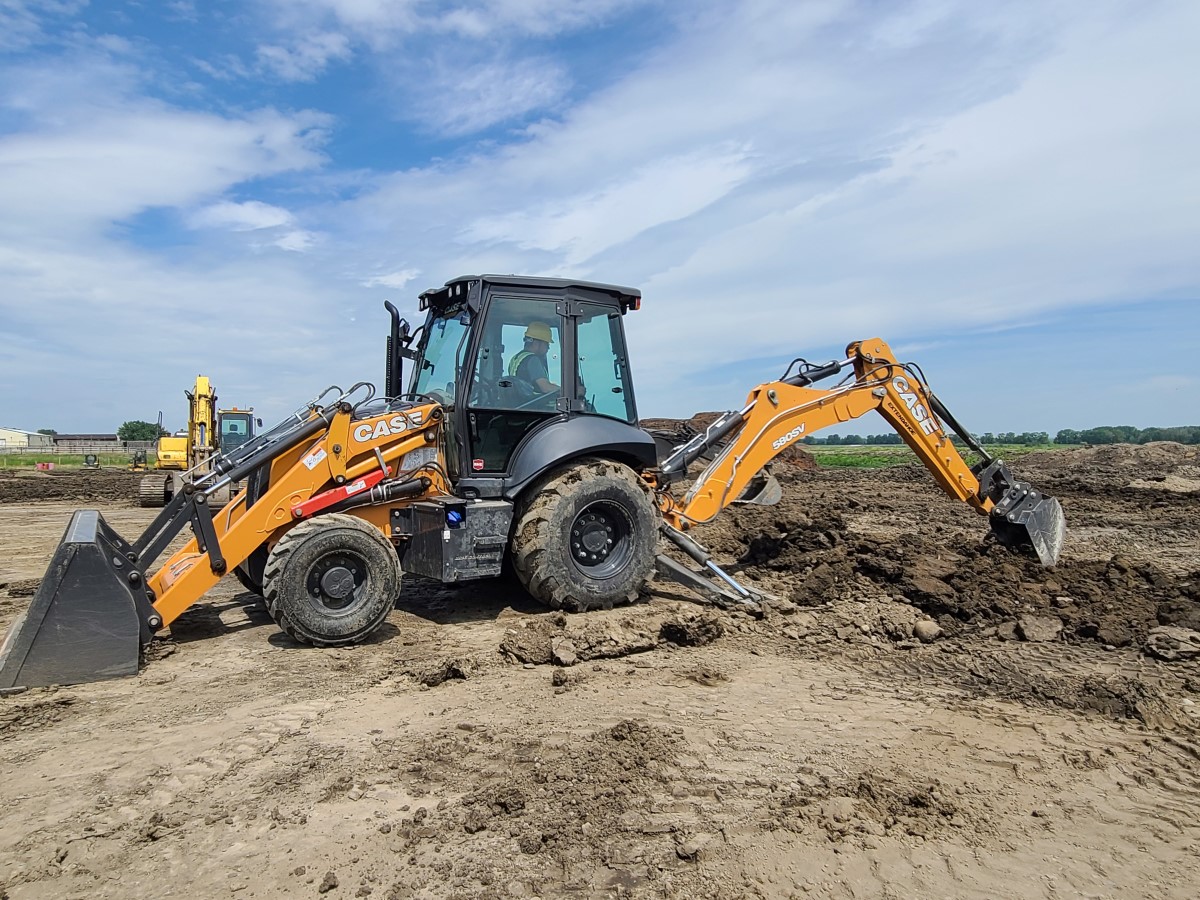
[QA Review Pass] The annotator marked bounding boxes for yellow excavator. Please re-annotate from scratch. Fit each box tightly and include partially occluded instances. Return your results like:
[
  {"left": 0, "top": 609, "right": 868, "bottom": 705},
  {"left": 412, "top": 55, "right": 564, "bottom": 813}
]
[
  {"left": 139, "top": 376, "right": 258, "bottom": 507},
  {"left": 0, "top": 276, "right": 1065, "bottom": 688}
]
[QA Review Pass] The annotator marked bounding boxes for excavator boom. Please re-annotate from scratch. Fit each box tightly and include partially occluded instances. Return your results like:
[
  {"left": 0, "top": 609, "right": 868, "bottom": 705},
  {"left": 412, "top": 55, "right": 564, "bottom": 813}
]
[{"left": 657, "top": 338, "right": 1065, "bottom": 566}]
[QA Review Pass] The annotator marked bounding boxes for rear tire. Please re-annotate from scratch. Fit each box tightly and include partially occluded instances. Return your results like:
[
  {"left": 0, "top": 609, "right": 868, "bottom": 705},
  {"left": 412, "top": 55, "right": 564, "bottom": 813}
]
[
  {"left": 511, "top": 458, "right": 658, "bottom": 612},
  {"left": 262, "top": 513, "right": 400, "bottom": 646}
]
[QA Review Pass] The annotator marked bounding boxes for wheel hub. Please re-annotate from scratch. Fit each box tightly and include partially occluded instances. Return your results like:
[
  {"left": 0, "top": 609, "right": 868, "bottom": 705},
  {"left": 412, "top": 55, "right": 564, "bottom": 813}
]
[
  {"left": 571, "top": 511, "right": 616, "bottom": 565},
  {"left": 306, "top": 553, "right": 364, "bottom": 611},
  {"left": 320, "top": 566, "right": 355, "bottom": 600}
]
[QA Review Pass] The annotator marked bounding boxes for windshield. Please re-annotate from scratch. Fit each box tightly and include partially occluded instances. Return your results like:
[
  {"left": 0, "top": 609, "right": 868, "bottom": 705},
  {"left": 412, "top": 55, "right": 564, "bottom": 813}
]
[
  {"left": 219, "top": 413, "right": 253, "bottom": 453},
  {"left": 410, "top": 303, "right": 471, "bottom": 403}
]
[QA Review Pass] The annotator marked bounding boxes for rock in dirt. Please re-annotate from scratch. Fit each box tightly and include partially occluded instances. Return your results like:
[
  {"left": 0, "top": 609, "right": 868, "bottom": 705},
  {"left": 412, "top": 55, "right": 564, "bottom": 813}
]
[
  {"left": 784, "top": 611, "right": 818, "bottom": 639},
  {"left": 675, "top": 832, "right": 713, "bottom": 860},
  {"left": 914, "top": 619, "right": 942, "bottom": 643},
  {"left": 416, "top": 658, "right": 474, "bottom": 686},
  {"left": 318, "top": 871, "right": 339, "bottom": 893},
  {"left": 551, "top": 636, "right": 578, "bottom": 666},
  {"left": 659, "top": 613, "right": 724, "bottom": 647},
  {"left": 500, "top": 624, "right": 554, "bottom": 665},
  {"left": 1018, "top": 615, "right": 1064, "bottom": 643},
  {"left": 1145, "top": 626, "right": 1200, "bottom": 662}
]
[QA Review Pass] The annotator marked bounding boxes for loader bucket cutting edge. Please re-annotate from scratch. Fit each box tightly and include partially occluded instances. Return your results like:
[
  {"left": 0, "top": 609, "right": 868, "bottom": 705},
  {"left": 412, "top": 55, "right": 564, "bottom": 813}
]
[
  {"left": 989, "top": 490, "right": 1066, "bottom": 568},
  {"left": 0, "top": 510, "right": 151, "bottom": 690}
]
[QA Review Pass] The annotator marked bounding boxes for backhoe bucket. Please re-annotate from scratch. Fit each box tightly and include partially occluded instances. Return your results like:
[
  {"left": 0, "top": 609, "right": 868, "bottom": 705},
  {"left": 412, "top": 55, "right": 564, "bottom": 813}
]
[
  {"left": 0, "top": 510, "right": 152, "bottom": 689},
  {"left": 734, "top": 470, "right": 783, "bottom": 507},
  {"left": 988, "top": 483, "right": 1066, "bottom": 567}
]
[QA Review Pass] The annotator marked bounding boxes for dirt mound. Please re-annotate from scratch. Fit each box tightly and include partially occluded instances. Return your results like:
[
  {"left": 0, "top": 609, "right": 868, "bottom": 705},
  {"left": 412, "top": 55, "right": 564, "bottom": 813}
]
[
  {"left": 768, "top": 769, "right": 988, "bottom": 846},
  {"left": 1017, "top": 443, "right": 1200, "bottom": 497},
  {"left": 500, "top": 609, "right": 724, "bottom": 665},
  {"left": 1020, "top": 441, "right": 1198, "bottom": 473},
  {"left": 728, "top": 511, "right": 1200, "bottom": 649},
  {"left": 0, "top": 469, "right": 142, "bottom": 504}
]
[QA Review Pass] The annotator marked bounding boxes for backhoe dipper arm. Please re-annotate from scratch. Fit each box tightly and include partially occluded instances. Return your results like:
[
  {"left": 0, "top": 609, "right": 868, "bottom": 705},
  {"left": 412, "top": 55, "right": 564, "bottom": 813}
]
[{"left": 659, "top": 338, "right": 1065, "bottom": 566}]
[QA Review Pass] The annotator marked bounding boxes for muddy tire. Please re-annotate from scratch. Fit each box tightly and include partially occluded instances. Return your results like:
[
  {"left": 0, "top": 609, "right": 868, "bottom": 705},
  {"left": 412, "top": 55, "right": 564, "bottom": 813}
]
[
  {"left": 511, "top": 458, "right": 658, "bottom": 612},
  {"left": 262, "top": 513, "right": 400, "bottom": 646}
]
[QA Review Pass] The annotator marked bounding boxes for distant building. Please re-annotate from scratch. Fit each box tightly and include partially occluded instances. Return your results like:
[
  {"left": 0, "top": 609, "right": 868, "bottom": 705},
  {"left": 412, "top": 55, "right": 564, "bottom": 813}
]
[{"left": 0, "top": 428, "right": 54, "bottom": 449}]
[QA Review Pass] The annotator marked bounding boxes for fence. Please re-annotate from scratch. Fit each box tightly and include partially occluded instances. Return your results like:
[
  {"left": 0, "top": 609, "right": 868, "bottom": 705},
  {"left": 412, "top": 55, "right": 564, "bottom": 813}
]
[{"left": 0, "top": 442, "right": 154, "bottom": 456}]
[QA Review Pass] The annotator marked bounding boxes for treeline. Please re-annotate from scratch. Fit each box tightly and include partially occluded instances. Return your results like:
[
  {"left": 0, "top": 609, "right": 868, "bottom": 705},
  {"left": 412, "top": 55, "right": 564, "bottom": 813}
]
[
  {"left": 1052, "top": 426, "right": 1200, "bottom": 445},
  {"left": 800, "top": 427, "right": 1200, "bottom": 446},
  {"left": 802, "top": 432, "right": 1052, "bottom": 446}
]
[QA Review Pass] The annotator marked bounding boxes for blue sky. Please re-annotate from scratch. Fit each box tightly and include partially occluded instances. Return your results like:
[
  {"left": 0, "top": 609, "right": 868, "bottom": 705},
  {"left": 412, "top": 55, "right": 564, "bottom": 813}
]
[{"left": 0, "top": 0, "right": 1196, "bottom": 437}]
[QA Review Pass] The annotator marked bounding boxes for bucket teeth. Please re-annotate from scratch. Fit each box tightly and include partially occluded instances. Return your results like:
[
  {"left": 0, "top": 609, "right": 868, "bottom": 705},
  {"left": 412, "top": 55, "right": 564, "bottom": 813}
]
[{"left": 0, "top": 510, "right": 152, "bottom": 689}]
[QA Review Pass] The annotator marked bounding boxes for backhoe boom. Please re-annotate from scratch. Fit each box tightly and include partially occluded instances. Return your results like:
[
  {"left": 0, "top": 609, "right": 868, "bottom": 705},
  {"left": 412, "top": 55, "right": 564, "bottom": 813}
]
[{"left": 658, "top": 338, "right": 1064, "bottom": 566}]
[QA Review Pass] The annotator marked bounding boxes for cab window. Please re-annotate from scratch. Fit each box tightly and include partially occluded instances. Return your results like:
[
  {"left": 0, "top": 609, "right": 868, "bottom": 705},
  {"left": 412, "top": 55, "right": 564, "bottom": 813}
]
[
  {"left": 576, "top": 304, "right": 635, "bottom": 423},
  {"left": 468, "top": 297, "right": 563, "bottom": 412}
]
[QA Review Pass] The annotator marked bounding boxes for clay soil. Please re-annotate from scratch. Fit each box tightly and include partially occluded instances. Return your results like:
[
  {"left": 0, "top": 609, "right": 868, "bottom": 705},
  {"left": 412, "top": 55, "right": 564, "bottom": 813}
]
[{"left": 1, "top": 445, "right": 1199, "bottom": 899}]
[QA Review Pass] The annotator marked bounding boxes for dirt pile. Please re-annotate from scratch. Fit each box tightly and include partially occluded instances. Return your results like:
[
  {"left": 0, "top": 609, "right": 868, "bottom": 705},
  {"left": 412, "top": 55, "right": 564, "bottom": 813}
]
[
  {"left": 0, "top": 469, "right": 142, "bottom": 505},
  {"left": 1018, "top": 441, "right": 1200, "bottom": 495},
  {"left": 500, "top": 609, "right": 724, "bottom": 665},
  {"left": 734, "top": 514, "right": 1200, "bottom": 648},
  {"left": 767, "top": 769, "right": 989, "bottom": 847}
]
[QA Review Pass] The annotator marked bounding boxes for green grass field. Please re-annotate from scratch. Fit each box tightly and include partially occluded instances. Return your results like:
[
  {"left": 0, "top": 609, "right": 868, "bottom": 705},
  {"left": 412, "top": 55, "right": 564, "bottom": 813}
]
[
  {"left": 804, "top": 443, "right": 1062, "bottom": 468},
  {"left": 0, "top": 452, "right": 157, "bottom": 470}
]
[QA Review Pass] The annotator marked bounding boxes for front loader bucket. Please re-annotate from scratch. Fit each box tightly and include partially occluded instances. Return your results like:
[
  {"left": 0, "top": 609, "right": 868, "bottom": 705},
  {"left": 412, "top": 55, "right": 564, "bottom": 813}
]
[
  {"left": 0, "top": 510, "right": 153, "bottom": 689},
  {"left": 988, "top": 482, "right": 1066, "bottom": 567}
]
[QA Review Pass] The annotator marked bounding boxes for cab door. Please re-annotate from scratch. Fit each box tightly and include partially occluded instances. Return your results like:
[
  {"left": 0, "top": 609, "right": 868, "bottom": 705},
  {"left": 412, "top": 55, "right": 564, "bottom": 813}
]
[{"left": 464, "top": 295, "right": 567, "bottom": 474}]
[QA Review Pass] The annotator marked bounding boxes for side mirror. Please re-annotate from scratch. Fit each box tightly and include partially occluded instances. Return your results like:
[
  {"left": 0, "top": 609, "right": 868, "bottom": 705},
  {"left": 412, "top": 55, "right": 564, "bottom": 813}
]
[{"left": 256, "top": 418, "right": 263, "bottom": 428}]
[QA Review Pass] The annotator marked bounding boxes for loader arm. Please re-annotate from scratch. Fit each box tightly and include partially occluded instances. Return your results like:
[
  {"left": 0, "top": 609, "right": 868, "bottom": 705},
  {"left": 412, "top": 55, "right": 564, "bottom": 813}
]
[
  {"left": 658, "top": 338, "right": 1064, "bottom": 566},
  {"left": 0, "top": 396, "right": 449, "bottom": 688}
]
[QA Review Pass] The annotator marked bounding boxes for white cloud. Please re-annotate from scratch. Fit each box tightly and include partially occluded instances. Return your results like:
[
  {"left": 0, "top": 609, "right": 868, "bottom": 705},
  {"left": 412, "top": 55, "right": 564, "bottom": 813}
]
[
  {"left": 190, "top": 200, "right": 295, "bottom": 231},
  {"left": 409, "top": 55, "right": 571, "bottom": 135},
  {"left": 0, "top": 0, "right": 84, "bottom": 52},
  {"left": 0, "top": 55, "right": 331, "bottom": 239},
  {"left": 273, "top": 230, "right": 319, "bottom": 252},
  {"left": 262, "top": 0, "right": 652, "bottom": 41},
  {"left": 362, "top": 269, "right": 422, "bottom": 289},
  {"left": 462, "top": 145, "right": 754, "bottom": 264},
  {"left": 257, "top": 32, "right": 352, "bottom": 82}
]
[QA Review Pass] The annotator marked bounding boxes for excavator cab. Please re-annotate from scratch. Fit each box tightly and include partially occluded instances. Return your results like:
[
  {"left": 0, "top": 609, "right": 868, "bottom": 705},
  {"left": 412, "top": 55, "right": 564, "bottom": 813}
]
[{"left": 218, "top": 409, "right": 258, "bottom": 455}]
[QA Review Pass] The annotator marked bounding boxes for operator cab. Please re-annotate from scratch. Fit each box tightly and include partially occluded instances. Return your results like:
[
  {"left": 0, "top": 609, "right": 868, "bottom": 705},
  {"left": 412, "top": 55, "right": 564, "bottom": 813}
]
[
  {"left": 401, "top": 275, "right": 655, "bottom": 499},
  {"left": 218, "top": 409, "right": 258, "bottom": 455}
]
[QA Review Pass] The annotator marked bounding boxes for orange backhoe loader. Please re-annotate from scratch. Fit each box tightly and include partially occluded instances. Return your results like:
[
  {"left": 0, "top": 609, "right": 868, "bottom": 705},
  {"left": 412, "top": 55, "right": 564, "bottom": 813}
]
[{"left": 0, "top": 276, "right": 1065, "bottom": 688}]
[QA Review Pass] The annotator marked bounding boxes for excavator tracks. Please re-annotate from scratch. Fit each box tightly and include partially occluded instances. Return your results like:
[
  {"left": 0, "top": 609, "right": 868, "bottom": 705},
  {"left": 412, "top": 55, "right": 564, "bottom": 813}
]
[{"left": 137, "top": 474, "right": 168, "bottom": 508}]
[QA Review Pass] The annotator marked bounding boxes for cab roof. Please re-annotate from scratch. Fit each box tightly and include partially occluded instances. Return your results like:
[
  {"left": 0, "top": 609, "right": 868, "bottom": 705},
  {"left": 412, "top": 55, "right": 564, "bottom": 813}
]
[{"left": 419, "top": 274, "right": 641, "bottom": 312}]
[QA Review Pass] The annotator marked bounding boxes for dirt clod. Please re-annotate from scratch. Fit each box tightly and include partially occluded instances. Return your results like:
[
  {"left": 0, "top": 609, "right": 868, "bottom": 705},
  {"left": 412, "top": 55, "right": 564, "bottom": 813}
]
[
  {"left": 318, "top": 871, "right": 339, "bottom": 893},
  {"left": 659, "top": 612, "right": 724, "bottom": 646}
]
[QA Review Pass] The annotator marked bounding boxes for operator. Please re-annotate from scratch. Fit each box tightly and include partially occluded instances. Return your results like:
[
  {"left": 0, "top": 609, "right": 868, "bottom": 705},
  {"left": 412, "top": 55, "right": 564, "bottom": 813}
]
[{"left": 508, "top": 321, "right": 560, "bottom": 401}]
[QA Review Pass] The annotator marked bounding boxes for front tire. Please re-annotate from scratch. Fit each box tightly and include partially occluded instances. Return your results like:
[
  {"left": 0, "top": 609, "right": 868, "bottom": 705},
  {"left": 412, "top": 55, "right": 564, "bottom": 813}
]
[
  {"left": 262, "top": 513, "right": 400, "bottom": 646},
  {"left": 511, "top": 458, "right": 658, "bottom": 612}
]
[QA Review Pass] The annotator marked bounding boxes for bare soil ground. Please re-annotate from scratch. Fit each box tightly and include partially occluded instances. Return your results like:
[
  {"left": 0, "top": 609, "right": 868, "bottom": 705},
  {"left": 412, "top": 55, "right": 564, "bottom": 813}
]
[{"left": 1, "top": 447, "right": 1199, "bottom": 899}]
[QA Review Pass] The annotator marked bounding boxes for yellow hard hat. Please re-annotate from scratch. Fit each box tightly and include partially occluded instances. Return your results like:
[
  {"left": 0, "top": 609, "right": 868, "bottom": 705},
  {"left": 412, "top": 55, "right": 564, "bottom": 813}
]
[{"left": 524, "top": 321, "right": 554, "bottom": 343}]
